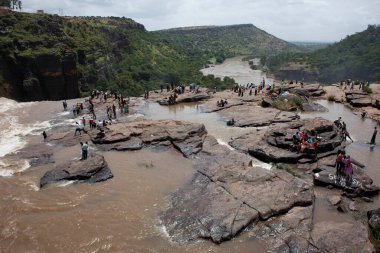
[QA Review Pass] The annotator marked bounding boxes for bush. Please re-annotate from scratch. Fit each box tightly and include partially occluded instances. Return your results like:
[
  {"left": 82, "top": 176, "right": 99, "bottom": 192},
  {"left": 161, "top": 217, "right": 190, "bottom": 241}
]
[
  {"left": 363, "top": 85, "right": 373, "bottom": 94},
  {"left": 327, "top": 95, "right": 336, "bottom": 101},
  {"left": 272, "top": 95, "right": 302, "bottom": 111}
]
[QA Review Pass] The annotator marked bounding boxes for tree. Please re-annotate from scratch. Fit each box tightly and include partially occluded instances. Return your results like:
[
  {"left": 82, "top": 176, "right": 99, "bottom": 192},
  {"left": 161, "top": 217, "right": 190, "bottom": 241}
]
[{"left": 0, "top": 0, "right": 22, "bottom": 10}]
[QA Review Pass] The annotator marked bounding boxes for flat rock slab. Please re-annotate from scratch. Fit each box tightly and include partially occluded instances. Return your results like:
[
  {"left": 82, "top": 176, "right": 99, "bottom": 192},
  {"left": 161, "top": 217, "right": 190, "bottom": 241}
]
[
  {"left": 40, "top": 154, "right": 113, "bottom": 188},
  {"left": 219, "top": 105, "right": 298, "bottom": 127},
  {"left": 160, "top": 136, "right": 313, "bottom": 244},
  {"left": 311, "top": 221, "right": 375, "bottom": 253},
  {"left": 301, "top": 101, "right": 328, "bottom": 112},
  {"left": 350, "top": 97, "right": 373, "bottom": 107},
  {"left": 157, "top": 93, "right": 210, "bottom": 106},
  {"left": 231, "top": 117, "right": 342, "bottom": 163},
  {"left": 90, "top": 120, "right": 206, "bottom": 157}
]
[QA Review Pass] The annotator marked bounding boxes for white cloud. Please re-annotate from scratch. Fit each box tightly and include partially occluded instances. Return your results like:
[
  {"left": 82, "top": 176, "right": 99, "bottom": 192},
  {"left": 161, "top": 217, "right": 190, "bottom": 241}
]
[{"left": 21, "top": 0, "right": 380, "bottom": 41}]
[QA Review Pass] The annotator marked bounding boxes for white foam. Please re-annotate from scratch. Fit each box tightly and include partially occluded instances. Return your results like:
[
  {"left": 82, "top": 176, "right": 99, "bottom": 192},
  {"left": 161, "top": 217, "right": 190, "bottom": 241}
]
[
  {"left": 216, "top": 138, "right": 235, "bottom": 151},
  {"left": 0, "top": 160, "right": 30, "bottom": 177},
  {"left": 57, "top": 180, "right": 76, "bottom": 187}
]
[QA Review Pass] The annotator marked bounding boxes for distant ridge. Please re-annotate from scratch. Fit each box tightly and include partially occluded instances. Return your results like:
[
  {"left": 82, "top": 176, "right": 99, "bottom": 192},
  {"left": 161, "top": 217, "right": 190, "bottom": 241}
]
[{"left": 155, "top": 23, "right": 301, "bottom": 59}]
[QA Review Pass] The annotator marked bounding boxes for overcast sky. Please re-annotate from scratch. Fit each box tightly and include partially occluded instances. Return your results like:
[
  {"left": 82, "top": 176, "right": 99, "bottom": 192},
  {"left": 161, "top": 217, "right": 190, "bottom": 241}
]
[{"left": 22, "top": 0, "right": 380, "bottom": 42}]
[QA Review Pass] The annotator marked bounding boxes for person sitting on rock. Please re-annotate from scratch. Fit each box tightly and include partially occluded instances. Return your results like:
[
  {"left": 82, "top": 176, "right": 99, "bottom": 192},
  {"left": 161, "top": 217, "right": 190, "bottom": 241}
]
[
  {"left": 224, "top": 99, "right": 228, "bottom": 105},
  {"left": 220, "top": 99, "right": 225, "bottom": 107},
  {"left": 226, "top": 118, "right": 235, "bottom": 126},
  {"left": 217, "top": 100, "right": 221, "bottom": 107}
]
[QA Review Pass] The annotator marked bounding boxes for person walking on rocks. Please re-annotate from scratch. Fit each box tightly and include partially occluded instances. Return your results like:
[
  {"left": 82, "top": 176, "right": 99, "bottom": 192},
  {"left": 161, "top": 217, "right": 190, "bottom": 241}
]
[
  {"left": 74, "top": 122, "right": 82, "bottom": 136},
  {"left": 370, "top": 127, "right": 377, "bottom": 145}
]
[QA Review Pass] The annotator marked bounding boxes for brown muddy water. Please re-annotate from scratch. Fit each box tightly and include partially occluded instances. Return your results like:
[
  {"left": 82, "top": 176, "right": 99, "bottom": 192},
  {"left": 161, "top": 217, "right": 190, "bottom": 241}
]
[{"left": 0, "top": 94, "right": 379, "bottom": 252}]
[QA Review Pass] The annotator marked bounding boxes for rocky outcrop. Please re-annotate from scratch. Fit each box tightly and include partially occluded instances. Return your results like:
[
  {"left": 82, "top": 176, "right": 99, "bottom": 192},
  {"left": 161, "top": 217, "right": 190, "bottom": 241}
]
[
  {"left": 230, "top": 117, "right": 342, "bottom": 163},
  {"left": 40, "top": 154, "right": 113, "bottom": 188},
  {"left": 89, "top": 120, "right": 207, "bottom": 157},
  {"left": 0, "top": 52, "right": 80, "bottom": 101},
  {"left": 160, "top": 135, "right": 313, "bottom": 244},
  {"left": 311, "top": 221, "right": 375, "bottom": 253},
  {"left": 158, "top": 93, "right": 210, "bottom": 106},
  {"left": 219, "top": 105, "right": 298, "bottom": 127},
  {"left": 249, "top": 206, "right": 318, "bottom": 252},
  {"left": 368, "top": 208, "right": 380, "bottom": 230},
  {"left": 301, "top": 101, "right": 328, "bottom": 112}
]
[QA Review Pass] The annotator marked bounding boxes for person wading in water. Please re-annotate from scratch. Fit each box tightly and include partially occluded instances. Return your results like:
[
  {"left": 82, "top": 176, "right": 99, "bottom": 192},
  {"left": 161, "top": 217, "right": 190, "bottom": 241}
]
[{"left": 370, "top": 126, "right": 377, "bottom": 145}]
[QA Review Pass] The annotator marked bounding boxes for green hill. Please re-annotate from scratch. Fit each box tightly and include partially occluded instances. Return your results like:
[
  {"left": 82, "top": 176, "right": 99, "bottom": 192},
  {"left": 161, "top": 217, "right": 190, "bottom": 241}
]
[
  {"left": 156, "top": 24, "right": 301, "bottom": 63},
  {"left": 0, "top": 12, "right": 300, "bottom": 101},
  {"left": 266, "top": 25, "right": 380, "bottom": 83}
]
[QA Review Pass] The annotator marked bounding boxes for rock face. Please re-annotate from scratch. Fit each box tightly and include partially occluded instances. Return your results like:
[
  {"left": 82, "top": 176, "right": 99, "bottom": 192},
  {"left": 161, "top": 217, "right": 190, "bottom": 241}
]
[
  {"left": 89, "top": 120, "right": 207, "bottom": 158},
  {"left": 230, "top": 117, "right": 342, "bottom": 163},
  {"left": 0, "top": 53, "right": 80, "bottom": 101},
  {"left": 219, "top": 105, "right": 298, "bottom": 127},
  {"left": 160, "top": 135, "right": 313, "bottom": 244},
  {"left": 40, "top": 154, "right": 113, "bottom": 188},
  {"left": 311, "top": 221, "right": 375, "bottom": 253}
]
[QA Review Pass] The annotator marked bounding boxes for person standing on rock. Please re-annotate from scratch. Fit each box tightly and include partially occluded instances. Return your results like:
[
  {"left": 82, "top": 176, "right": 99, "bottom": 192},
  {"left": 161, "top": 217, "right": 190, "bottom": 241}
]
[
  {"left": 82, "top": 142, "right": 88, "bottom": 160},
  {"left": 370, "top": 127, "right": 377, "bottom": 145},
  {"left": 112, "top": 103, "right": 116, "bottom": 118},
  {"left": 82, "top": 117, "right": 86, "bottom": 127},
  {"left": 74, "top": 122, "right": 82, "bottom": 136},
  {"left": 344, "top": 155, "right": 353, "bottom": 185},
  {"left": 42, "top": 131, "right": 47, "bottom": 141}
]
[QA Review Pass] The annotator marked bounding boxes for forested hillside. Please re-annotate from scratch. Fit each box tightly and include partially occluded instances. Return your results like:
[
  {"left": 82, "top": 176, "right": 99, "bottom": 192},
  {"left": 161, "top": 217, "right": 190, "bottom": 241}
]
[
  {"left": 156, "top": 24, "right": 301, "bottom": 64},
  {"left": 265, "top": 25, "right": 380, "bottom": 83}
]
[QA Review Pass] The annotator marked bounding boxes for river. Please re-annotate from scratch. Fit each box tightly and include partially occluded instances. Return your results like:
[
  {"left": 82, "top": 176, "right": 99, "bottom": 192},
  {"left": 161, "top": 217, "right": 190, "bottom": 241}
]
[{"left": 0, "top": 59, "right": 379, "bottom": 252}]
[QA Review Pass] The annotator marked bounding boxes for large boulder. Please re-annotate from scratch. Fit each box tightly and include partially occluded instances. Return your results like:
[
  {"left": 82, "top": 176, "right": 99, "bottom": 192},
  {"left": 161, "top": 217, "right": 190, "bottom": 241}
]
[
  {"left": 160, "top": 136, "right": 313, "bottom": 244},
  {"left": 89, "top": 120, "right": 207, "bottom": 158},
  {"left": 219, "top": 105, "right": 298, "bottom": 127},
  {"left": 40, "top": 154, "right": 113, "bottom": 188},
  {"left": 311, "top": 221, "right": 375, "bottom": 253},
  {"left": 368, "top": 208, "right": 380, "bottom": 230},
  {"left": 350, "top": 97, "right": 373, "bottom": 107},
  {"left": 313, "top": 165, "right": 380, "bottom": 197},
  {"left": 230, "top": 117, "right": 342, "bottom": 163}
]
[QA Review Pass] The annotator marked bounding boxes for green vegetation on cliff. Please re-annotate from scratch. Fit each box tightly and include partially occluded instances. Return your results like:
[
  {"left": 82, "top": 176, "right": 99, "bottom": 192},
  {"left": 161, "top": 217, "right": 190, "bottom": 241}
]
[
  {"left": 0, "top": 12, "right": 300, "bottom": 101},
  {"left": 265, "top": 25, "right": 380, "bottom": 83}
]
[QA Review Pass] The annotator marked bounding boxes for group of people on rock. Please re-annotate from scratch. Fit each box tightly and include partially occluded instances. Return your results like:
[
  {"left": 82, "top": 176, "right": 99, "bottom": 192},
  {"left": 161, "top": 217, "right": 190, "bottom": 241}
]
[
  {"left": 335, "top": 150, "right": 353, "bottom": 185},
  {"left": 216, "top": 99, "right": 228, "bottom": 107},
  {"left": 339, "top": 79, "right": 370, "bottom": 91},
  {"left": 292, "top": 130, "right": 320, "bottom": 159},
  {"left": 334, "top": 117, "right": 353, "bottom": 142}
]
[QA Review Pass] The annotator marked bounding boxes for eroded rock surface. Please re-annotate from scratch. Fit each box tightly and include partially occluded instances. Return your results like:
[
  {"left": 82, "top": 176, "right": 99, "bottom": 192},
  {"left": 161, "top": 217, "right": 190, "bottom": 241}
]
[
  {"left": 160, "top": 136, "right": 313, "bottom": 244},
  {"left": 219, "top": 105, "right": 298, "bottom": 127},
  {"left": 231, "top": 117, "right": 341, "bottom": 163},
  {"left": 311, "top": 221, "right": 375, "bottom": 253},
  {"left": 40, "top": 154, "right": 113, "bottom": 188},
  {"left": 89, "top": 120, "right": 207, "bottom": 157}
]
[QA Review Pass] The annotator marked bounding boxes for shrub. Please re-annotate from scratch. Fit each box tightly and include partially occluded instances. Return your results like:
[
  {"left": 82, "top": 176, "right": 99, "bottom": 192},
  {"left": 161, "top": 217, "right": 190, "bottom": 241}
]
[
  {"left": 327, "top": 95, "right": 336, "bottom": 101},
  {"left": 363, "top": 85, "right": 373, "bottom": 94}
]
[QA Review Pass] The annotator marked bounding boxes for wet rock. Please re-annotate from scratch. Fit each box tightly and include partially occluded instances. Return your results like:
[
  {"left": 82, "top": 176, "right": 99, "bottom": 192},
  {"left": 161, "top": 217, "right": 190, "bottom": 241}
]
[
  {"left": 90, "top": 120, "right": 207, "bottom": 158},
  {"left": 328, "top": 195, "right": 341, "bottom": 205},
  {"left": 40, "top": 154, "right": 113, "bottom": 188},
  {"left": 311, "top": 221, "right": 375, "bottom": 253},
  {"left": 301, "top": 101, "right": 328, "bottom": 112},
  {"left": 219, "top": 105, "right": 298, "bottom": 127},
  {"left": 337, "top": 200, "right": 349, "bottom": 213},
  {"left": 261, "top": 97, "right": 273, "bottom": 107},
  {"left": 11, "top": 143, "right": 54, "bottom": 166},
  {"left": 231, "top": 117, "right": 342, "bottom": 163},
  {"left": 176, "top": 94, "right": 210, "bottom": 103},
  {"left": 313, "top": 165, "right": 380, "bottom": 197},
  {"left": 249, "top": 206, "right": 315, "bottom": 252},
  {"left": 160, "top": 136, "right": 313, "bottom": 244},
  {"left": 368, "top": 208, "right": 380, "bottom": 230}
]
